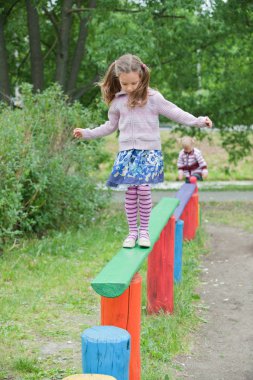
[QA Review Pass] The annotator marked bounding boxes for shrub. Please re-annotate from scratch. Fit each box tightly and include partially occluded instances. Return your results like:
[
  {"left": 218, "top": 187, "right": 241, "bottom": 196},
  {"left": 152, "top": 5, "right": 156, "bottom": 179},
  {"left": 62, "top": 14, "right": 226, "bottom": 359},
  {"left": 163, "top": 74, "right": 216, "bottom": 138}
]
[{"left": 0, "top": 84, "right": 109, "bottom": 245}]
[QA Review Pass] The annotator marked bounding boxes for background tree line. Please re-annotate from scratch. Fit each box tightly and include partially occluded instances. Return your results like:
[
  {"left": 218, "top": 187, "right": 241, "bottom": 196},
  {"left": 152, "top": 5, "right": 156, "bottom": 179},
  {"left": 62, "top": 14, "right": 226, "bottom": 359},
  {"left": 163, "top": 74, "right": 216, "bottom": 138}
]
[{"left": 0, "top": 0, "right": 252, "bottom": 161}]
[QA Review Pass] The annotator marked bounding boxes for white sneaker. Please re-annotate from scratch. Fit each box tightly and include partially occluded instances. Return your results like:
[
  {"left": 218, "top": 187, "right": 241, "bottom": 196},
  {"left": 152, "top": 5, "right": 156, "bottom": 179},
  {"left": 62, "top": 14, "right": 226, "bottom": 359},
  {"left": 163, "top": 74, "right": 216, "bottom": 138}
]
[
  {"left": 123, "top": 236, "right": 136, "bottom": 248},
  {"left": 139, "top": 236, "right": 151, "bottom": 248}
]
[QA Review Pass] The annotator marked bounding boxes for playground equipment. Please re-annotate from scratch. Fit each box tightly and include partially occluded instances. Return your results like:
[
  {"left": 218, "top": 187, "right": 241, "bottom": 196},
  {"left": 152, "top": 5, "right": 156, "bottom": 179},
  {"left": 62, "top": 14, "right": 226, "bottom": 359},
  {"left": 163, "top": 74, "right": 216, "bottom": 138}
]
[
  {"left": 66, "top": 177, "right": 199, "bottom": 380},
  {"left": 81, "top": 326, "right": 130, "bottom": 380}
]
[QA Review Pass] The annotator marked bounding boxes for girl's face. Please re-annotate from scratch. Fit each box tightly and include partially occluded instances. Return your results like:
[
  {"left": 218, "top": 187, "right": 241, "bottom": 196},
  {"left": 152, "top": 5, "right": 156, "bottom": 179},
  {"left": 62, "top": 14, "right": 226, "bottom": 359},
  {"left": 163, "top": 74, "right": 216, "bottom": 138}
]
[{"left": 118, "top": 71, "right": 140, "bottom": 94}]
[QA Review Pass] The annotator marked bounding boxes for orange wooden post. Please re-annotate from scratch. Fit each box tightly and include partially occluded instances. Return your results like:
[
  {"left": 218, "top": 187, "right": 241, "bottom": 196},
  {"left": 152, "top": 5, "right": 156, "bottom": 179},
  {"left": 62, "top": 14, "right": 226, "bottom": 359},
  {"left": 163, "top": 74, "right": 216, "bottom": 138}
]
[
  {"left": 190, "top": 176, "right": 199, "bottom": 230},
  {"left": 181, "top": 188, "right": 200, "bottom": 241},
  {"left": 147, "top": 216, "right": 176, "bottom": 314},
  {"left": 193, "top": 192, "right": 199, "bottom": 230},
  {"left": 101, "top": 273, "right": 142, "bottom": 380}
]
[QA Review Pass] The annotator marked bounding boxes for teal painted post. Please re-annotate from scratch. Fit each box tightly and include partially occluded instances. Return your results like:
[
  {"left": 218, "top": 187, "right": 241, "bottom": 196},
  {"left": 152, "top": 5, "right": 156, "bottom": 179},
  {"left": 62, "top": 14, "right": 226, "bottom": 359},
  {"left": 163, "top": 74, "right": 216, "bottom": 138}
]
[
  {"left": 81, "top": 326, "right": 130, "bottom": 380},
  {"left": 174, "top": 220, "right": 184, "bottom": 283}
]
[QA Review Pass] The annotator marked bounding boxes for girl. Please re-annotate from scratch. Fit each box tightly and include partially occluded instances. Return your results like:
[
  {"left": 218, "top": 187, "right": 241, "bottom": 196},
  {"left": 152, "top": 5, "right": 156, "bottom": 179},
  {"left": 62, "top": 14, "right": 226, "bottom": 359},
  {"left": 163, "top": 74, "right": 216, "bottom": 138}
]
[
  {"left": 177, "top": 136, "right": 208, "bottom": 182},
  {"left": 73, "top": 54, "right": 212, "bottom": 249}
]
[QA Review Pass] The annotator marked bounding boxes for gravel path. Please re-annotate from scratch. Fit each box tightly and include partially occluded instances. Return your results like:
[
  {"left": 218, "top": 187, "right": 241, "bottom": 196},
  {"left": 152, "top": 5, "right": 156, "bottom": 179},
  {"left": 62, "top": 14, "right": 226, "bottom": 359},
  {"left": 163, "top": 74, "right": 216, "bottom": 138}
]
[
  {"left": 174, "top": 224, "right": 253, "bottom": 380},
  {"left": 110, "top": 190, "right": 253, "bottom": 379}
]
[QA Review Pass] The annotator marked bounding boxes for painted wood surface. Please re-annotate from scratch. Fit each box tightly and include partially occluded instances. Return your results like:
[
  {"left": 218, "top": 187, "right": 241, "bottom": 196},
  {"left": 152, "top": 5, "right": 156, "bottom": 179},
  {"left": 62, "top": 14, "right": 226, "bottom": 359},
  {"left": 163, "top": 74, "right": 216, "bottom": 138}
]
[
  {"left": 181, "top": 193, "right": 198, "bottom": 240},
  {"left": 147, "top": 216, "right": 176, "bottom": 314},
  {"left": 81, "top": 326, "right": 130, "bottom": 380},
  {"left": 92, "top": 198, "right": 179, "bottom": 298},
  {"left": 174, "top": 183, "right": 196, "bottom": 221},
  {"left": 101, "top": 273, "right": 142, "bottom": 380},
  {"left": 174, "top": 219, "right": 184, "bottom": 283}
]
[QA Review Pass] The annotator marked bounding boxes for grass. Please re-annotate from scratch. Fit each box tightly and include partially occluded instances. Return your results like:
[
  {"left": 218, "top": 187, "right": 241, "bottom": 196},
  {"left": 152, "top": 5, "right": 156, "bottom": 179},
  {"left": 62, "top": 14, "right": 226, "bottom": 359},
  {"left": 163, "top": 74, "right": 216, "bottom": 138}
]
[
  {"left": 0, "top": 203, "right": 208, "bottom": 380},
  {"left": 97, "top": 130, "right": 253, "bottom": 182},
  {"left": 201, "top": 201, "right": 253, "bottom": 233}
]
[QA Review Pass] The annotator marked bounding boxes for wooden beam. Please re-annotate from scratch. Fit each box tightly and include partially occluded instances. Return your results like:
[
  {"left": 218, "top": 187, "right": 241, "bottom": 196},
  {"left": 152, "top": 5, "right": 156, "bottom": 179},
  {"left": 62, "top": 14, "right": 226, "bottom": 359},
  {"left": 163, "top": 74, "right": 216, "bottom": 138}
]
[
  {"left": 91, "top": 198, "right": 179, "bottom": 298},
  {"left": 173, "top": 183, "right": 196, "bottom": 221}
]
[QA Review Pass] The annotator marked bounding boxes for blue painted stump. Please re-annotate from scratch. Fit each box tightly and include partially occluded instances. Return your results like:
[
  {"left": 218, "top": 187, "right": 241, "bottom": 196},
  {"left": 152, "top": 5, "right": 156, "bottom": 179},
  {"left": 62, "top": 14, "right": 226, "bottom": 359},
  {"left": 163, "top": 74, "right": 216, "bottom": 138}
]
[
  {"left": 81, "top": 326, "right": 130, "bottom": 380},
  {"left": 174, "top": 220, "right": 184, "bottom": 282}
]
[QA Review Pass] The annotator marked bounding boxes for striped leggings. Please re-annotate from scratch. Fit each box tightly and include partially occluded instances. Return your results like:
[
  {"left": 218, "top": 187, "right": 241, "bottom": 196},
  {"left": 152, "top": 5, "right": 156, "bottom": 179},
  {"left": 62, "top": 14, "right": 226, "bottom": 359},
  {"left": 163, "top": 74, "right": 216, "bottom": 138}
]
[{"left": 125, "top": 185, "right": 152, "bottom": 239}]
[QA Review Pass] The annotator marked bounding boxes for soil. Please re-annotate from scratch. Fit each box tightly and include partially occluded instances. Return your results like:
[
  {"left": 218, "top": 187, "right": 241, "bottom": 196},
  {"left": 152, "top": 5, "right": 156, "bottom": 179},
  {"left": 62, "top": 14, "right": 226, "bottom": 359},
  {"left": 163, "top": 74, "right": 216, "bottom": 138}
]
[{"left": 173, "top": 223, "right": 253, "bottom": 380}]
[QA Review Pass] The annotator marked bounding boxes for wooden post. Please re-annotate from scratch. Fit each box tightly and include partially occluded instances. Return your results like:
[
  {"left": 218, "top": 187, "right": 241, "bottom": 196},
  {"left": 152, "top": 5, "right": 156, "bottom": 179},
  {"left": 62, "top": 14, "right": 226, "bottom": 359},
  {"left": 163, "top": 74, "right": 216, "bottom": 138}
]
[
  {"left": 181, "top": 192, "right": 199, "bottom": 241},
  {"left": 181, "top": 197, "right": 192, "bottom": 240},
  {"left": 101, "top": 273, "right": 142, "bottom": 380},
  {"left": 81, "top": 326, "right": 130, "bottom": 380},
  {"left": 193, "top": 192, "right": 199, "bottom": 231},
  {"left": 174, "top": 219, "right": 184, "bottom": 283},
  {"left": 190, "top": 176, "right": 199, "bottom": 231},
  {"left": 147, "top": 216, "right": 176, "bottom": 314}
]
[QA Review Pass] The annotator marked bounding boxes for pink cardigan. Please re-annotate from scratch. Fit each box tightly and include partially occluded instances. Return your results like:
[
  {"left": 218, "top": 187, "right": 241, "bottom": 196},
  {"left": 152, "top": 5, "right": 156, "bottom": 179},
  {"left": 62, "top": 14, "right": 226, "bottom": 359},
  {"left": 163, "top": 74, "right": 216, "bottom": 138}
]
[{"left": 82, "top": 89, "right": 208, "bottom": 151}]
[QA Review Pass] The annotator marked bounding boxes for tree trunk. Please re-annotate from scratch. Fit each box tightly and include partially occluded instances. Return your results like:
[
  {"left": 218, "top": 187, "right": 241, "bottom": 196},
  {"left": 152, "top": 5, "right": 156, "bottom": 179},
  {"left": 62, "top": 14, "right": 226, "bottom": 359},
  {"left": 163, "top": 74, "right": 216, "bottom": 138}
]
[
  {"left": 67, "top": 0, "right": 96, "bottom": 96},
  {"left": 55, "top": 0, "right": 73, "bottom": 90},
  {"left": 70, "top": 73, "right": 99, "bottom": 101},
  {"left": 25, "top": 0, "right": 44, "bottom": 91},
  {"left": 0, "top": 13, "right": 11, "bottom": 101}
]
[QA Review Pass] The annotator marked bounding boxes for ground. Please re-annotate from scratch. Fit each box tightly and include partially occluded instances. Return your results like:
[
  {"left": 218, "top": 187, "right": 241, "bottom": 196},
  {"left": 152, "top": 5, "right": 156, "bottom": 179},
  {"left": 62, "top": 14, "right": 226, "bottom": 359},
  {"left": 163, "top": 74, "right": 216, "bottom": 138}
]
[{"left": 173, "top": 223, "right": 253, "bottom": 380}]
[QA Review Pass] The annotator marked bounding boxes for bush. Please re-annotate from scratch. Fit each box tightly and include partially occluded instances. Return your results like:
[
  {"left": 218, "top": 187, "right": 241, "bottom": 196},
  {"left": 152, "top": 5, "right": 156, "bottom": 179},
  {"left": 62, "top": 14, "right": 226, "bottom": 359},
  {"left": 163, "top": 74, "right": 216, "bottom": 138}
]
[{"left": 0, "top": 84, "right": 109, "bottom": 245}]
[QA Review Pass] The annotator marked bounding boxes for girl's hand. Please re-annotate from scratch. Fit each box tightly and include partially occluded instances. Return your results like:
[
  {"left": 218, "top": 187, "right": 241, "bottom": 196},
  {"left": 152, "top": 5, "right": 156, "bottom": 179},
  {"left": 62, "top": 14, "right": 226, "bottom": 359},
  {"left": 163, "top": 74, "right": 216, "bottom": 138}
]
[
  {"left": 205, "top": 117, "right": 212, "bottom": 128},
  {"left": 73, "top": 128, "right": 84, "bottom": 139}
]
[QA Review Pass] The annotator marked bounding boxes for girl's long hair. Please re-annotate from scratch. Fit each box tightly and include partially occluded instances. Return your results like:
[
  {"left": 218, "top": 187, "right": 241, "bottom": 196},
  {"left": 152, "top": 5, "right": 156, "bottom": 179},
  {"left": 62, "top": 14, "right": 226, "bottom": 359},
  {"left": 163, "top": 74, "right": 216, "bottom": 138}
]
[{"left": 99, "top": 54, "right": 150, "bottom": 108}]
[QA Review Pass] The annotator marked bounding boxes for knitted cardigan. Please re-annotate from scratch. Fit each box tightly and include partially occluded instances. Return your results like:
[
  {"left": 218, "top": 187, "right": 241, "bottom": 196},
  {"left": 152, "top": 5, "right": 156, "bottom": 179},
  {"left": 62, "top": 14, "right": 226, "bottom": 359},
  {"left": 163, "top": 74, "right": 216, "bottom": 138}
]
[{"left": 82, "top": 89, "right": 208, "bottom": 151}]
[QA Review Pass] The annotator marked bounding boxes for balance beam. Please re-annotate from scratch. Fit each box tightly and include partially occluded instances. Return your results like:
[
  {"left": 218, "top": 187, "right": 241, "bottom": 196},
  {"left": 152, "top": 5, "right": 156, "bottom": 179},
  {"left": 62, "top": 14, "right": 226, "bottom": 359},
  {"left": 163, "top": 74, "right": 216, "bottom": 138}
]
[
  {"left": 173, "top": 183, "right": 196, "bottom": 221},
  {"left": 91, "top": 197, "right": 179, "bottom": 298}
]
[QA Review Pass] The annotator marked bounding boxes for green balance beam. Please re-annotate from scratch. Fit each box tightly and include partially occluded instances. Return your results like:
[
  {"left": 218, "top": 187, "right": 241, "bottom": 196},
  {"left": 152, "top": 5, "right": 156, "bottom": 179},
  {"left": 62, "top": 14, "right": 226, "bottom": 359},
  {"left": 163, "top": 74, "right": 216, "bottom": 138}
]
[{"left": 91, "top": 197, "right": 179, "bottom": 298}]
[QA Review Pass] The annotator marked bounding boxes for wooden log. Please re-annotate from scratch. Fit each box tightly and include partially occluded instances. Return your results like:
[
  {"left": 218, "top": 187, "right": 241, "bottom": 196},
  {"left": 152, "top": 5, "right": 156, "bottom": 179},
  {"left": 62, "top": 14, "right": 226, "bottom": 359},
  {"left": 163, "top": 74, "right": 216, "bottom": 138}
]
[
  {"left": 147, "top": 216, "right": 176, "bottom": 314},
  {"left": 193, "top": 192, "right": 199, "bottom": 230},
  {"left": 180, "top": 197, "right": 191, "bottom": 240},
  {"left": 189, "top": 175, "right": 198, "bottom": 193},
  {"left": 81, "top": 326, "right": 130, "bottom": 380},
  {"left": 101, "top": 273, "right": 142, "bottom": 380},
  {"left": 174, "top": 219, "right": 184, "bottom": 283}
]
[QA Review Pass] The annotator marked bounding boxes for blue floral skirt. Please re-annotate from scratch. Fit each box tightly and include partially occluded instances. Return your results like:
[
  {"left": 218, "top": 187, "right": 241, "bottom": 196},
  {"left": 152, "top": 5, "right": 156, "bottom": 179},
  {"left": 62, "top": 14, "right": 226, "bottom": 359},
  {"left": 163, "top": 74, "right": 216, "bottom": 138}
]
[{"left": 106, "top": 149, "right": 164, "bottom": 189}]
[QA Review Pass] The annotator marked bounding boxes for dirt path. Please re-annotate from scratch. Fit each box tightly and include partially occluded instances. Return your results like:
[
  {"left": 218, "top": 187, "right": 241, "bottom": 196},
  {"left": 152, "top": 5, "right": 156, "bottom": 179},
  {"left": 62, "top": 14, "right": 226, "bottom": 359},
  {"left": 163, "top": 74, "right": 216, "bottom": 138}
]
[{"left": 174, "top": 224, "right": 253, "bottom": 380}]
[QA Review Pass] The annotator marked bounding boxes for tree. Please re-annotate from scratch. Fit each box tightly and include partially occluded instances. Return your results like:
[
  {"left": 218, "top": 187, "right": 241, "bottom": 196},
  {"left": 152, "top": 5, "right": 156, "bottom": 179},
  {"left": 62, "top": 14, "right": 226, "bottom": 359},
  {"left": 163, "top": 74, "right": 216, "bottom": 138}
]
[
  {"left": 0, "top": 0, "right": 252, "bottom": 162},
  {"left": 26, "top": 0, "right": 44, "bottom": 91},
  {"left": 0, "top": 6, "right": 11, "bottom": 102}
]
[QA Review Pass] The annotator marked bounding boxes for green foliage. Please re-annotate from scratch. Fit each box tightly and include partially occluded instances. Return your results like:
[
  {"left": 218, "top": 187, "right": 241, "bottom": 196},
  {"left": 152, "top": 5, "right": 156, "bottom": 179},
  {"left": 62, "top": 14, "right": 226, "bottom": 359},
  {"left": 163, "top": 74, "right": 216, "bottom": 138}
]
[
  {"left": 2, "top": 1, "right": 253, "bottom": 162},
  {"left": 0, "top": 84, "right": 109, "bottom": 245},
  {"left": 162, "top": 136, "right": 179, "bottom": 175}
]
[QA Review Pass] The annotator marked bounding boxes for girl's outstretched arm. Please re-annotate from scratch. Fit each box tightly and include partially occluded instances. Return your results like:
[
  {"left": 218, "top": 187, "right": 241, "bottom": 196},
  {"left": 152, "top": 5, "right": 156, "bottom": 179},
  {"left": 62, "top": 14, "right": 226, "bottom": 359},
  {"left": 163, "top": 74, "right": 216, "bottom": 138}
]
[
  {"left": 73, "top": 101, "right": 119, "bottom": 140},
  {"left": 155, "top": 92, "right": 212, "bottom": 128}
]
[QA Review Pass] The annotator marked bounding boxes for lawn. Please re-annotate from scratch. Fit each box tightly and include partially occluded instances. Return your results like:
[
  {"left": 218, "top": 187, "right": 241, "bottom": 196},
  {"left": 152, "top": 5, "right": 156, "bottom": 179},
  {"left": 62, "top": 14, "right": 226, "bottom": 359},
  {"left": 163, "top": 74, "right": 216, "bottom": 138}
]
[
  {"left": 1, "top": 200, "right": 252, "bottom": 380},
  {"left": 201, "top": 201, "right": 253, "bottom": 233},
  {"left": 0, "top": 203, "right": 207, "bottom": 380}
]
